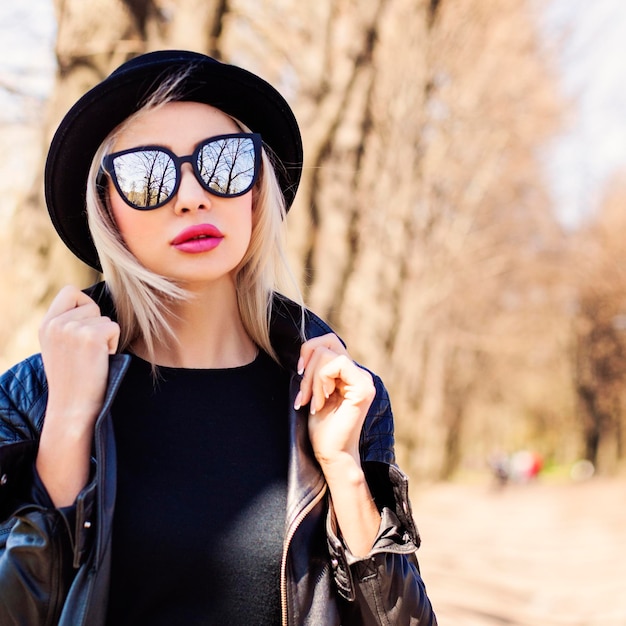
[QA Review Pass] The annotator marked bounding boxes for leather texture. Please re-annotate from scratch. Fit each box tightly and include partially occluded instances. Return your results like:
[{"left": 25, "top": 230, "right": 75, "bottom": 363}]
[{"left": 0, "top": 283, "right": 437, "bottom": 625}]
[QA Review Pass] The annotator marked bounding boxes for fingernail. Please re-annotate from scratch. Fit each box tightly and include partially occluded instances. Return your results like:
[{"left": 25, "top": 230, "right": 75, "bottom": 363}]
[
  {"left": 297, "top": 357, "right": 304, "bottom": 376},
  {"left": 310, "top": 404, "right": 316, "bottom": 416},
  {"left": 294, "top": 390, "right": 302, "bottom": 410}
]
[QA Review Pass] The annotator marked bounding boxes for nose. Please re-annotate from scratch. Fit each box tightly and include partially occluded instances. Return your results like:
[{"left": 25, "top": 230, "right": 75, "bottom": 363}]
[{"left": 173, "top": 163, "right": 211, "bottom": 214}]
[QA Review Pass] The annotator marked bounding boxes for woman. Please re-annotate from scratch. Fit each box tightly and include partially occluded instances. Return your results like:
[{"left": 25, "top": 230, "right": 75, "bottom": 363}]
[{"left": 0, "top": 50, "right": 436, "bottom": 625}]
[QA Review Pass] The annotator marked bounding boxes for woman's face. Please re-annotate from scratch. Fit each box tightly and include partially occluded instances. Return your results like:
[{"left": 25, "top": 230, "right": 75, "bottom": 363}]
[{"left": 107, "top": 101, "right": 253, "bottom": 289}]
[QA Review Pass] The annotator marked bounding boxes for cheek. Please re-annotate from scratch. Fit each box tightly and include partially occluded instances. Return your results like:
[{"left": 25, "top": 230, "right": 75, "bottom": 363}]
[{"left": 109, "top": 192, "right": 153, "bottom": 250}]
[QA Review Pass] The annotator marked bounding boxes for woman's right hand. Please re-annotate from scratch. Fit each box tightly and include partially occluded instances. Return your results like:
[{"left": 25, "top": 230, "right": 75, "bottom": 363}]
[{"left": 36, "top": 286, "right": 120, "bottom": 507}]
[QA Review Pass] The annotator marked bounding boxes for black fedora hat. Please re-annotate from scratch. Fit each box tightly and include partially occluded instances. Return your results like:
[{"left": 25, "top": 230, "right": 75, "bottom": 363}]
[{"left": 44, "top": 49, "right": 303, "bottom": 271}]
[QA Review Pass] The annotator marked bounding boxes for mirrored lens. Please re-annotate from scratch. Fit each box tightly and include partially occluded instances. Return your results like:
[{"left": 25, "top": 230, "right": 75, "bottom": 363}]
[
  {"left": 197, "top": 136, "right": 256, "bottom": 196},
  {"left": 112, "top": 150, "right": 176, "bottom": 208}
]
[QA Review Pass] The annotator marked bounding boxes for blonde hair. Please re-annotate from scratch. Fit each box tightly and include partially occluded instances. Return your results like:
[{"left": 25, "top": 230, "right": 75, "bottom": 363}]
[{"left": 85, "top": 70, "right": 303, "bottom": 365}]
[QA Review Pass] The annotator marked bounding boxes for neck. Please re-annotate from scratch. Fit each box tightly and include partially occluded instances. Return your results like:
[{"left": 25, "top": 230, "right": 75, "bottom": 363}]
[{"left": 133, "top": 278, "right": 257, "bottom": 369}]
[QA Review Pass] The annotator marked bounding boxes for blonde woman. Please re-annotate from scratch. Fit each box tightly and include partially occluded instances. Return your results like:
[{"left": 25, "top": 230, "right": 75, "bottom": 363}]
[{"left": 0, "top": 50, "right": 436, "bottom": 625}]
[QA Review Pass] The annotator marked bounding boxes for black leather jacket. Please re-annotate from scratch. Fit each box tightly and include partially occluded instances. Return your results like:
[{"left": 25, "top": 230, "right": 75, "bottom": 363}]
[{"left": 0, "top": 284, "right": 436, "bottom": 625}]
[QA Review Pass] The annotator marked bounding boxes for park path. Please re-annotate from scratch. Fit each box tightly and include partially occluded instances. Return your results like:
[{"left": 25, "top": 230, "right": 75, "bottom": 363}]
[{"left": 411, "top": 476, "right": 626, "bottom": 625}]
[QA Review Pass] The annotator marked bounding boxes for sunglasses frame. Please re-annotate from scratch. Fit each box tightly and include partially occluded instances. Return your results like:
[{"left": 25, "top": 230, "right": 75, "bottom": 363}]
[{"left": 101, "top": 132, "right": 262, "bottom": 210}]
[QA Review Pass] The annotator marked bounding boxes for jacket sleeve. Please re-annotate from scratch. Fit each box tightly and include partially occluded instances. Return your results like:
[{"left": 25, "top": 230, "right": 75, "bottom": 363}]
[
  {"left": 326, "top": 373, "right": 437, "bottom": 625},
  {"left": 0, "top": 357, "right": 82, "bottom": 625}
]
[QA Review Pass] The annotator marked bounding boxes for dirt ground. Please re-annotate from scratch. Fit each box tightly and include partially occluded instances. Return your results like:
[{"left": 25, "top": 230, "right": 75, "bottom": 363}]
[{"left": 411, "top": 476, "right": 626, "bottom": 625}]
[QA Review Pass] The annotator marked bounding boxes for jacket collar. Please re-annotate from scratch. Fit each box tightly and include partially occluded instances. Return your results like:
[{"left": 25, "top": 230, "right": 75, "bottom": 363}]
[{"left": 84, "top": 282, "right": 340, "bottom": 373}]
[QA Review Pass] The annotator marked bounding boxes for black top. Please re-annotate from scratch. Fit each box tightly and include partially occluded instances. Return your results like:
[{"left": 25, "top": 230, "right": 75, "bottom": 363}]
[{"left": 106, "top": 350, "right": 290, "bottom": 625}]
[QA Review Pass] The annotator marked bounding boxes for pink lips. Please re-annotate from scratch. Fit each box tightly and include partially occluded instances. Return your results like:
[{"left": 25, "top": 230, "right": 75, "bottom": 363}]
[{"left": 171, "top": 224, "right": 224, "bottom": 253}]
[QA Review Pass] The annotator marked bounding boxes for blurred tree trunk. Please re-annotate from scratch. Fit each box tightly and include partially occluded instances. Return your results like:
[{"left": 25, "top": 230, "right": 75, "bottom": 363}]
[
  {"left": 570, "top": 174, "right": 626, "bottom": 474},
  {"left": 247, "top": 0, "right": 565, "bottom": 478},
  {"left": 0, "top": 0, "right": 567, "bottom": 479}
]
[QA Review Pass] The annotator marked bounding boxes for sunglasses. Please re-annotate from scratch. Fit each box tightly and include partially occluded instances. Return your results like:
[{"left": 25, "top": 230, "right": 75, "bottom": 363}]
[{"left": 101, "top": 132, "right": 262, "bottom": 210}]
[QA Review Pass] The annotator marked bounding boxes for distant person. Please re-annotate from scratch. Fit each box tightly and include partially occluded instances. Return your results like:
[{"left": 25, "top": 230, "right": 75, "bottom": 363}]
[
  {"left": 0, "top": 50, "right": 436, "bottom": 625},
  {"left": 488, "top": 451, "right": 510, "bottom": 487},
  {"left": 510, "top": 450, "right": 543, "bottom": 483}
]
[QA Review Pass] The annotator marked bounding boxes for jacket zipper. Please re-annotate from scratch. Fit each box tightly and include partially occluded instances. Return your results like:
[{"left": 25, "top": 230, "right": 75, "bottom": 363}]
[{"left": 280, "top": 482, "right": 327, "bottom": 626}]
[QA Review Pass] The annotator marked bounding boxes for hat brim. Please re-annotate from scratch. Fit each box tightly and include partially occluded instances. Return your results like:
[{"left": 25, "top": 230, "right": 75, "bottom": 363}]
[{"left": 44, "top": 50, "right": 303, "bottom": 271}]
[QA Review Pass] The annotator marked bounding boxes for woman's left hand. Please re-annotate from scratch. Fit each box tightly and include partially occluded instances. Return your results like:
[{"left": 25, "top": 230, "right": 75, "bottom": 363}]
[{"left": 294, "top": 333, "right": 376, "bottom": 467}]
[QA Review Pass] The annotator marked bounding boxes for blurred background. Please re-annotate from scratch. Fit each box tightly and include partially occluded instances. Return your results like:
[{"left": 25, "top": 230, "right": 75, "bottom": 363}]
[{"left": 1, "top": 0, "right": 625, "bottom": 623}]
